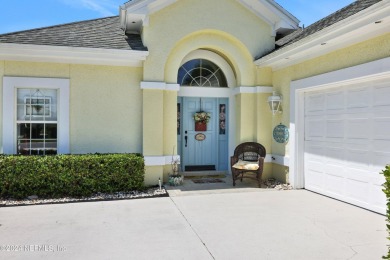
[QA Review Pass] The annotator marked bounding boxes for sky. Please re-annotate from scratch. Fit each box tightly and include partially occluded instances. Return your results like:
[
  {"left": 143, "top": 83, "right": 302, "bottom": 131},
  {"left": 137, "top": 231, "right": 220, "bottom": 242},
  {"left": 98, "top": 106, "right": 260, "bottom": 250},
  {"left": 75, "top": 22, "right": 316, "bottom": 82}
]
[{"left": 0, "top": 0, "right": 355, "bottom": 35}]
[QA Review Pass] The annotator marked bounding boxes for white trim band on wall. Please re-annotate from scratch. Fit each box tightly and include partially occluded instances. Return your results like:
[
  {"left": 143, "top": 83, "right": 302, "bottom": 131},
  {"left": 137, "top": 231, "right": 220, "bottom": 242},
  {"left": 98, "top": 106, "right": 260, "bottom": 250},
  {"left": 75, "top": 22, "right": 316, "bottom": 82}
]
[
  {"left": 144, "top": 155, "right": 181, "bottom": 166},
  {"left": 141, "top": 81, "right": 180, "bottom": 91},
  {"left": 233, "top": 86, "right": 273, "bottom": 95},
  {"left": 265, "top": 154, "right": 290, "bottom": 167}
]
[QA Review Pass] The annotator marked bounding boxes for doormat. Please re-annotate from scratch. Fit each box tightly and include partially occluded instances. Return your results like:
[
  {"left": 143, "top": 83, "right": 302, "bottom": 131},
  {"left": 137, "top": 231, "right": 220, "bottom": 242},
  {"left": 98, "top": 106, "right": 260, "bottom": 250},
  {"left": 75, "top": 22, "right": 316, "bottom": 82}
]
[
  {"left": 192, "top": 178, "right": 225, "bottom": 184},
  {"left": 185, "top": 165, "right": 216, "bottom": 171}
]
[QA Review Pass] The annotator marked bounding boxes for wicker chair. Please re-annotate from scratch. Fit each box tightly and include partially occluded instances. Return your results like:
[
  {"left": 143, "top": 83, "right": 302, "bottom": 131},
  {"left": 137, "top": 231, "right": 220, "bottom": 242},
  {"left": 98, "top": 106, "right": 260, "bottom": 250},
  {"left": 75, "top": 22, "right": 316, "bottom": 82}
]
[{"left": 231, "top": 142, "right": 266, "bottom": 188}]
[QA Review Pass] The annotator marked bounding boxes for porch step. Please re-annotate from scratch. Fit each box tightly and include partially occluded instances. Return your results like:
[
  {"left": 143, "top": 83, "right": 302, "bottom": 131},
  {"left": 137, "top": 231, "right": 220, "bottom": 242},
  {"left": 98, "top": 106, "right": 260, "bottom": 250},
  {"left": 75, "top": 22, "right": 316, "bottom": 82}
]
[{"left": 180, "top": 171, "right": 227, "bottom": 177}]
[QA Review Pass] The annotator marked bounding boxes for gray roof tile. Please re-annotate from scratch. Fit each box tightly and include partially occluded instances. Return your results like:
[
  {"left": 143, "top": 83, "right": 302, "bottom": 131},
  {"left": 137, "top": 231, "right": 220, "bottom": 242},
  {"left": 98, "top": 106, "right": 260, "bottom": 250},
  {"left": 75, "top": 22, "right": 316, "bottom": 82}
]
[
  {"left": 259, "top": 0, "right": 383, "bottom": 59},
  {"left": 0, "top": 16, "right": 147, "bottom": 51}
]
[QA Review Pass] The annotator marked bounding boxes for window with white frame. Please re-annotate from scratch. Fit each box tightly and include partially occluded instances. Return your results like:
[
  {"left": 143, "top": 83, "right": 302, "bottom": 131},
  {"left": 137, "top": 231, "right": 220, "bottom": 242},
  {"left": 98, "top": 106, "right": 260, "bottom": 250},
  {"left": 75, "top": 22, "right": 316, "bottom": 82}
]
[
  {"left": 16, "top": 89, "right": 58, "bottom": 155},
  {"left": 2, "top": 77, "right": 70, "bottom": 155}
]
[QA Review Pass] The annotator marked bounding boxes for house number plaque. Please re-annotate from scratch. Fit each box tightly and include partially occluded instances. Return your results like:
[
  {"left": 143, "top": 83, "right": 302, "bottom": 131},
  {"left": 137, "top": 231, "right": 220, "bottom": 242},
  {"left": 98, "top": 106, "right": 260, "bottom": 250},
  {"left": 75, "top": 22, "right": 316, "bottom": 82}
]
[
  {"left": 273, "top": 124, "right": 289, "bottom": 143},
  {"left": 195, "top": 133, "right": 206, "bottom": 141}
]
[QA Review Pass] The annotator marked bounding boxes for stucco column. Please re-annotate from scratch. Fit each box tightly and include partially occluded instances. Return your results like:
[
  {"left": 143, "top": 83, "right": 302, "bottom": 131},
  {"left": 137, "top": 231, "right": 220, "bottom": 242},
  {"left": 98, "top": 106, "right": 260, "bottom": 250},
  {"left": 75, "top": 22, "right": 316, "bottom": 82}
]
[
  {"left": 236, "top": 93, "right": 256, "bottom": 143},
  {"left": 163, "top": 90, "right": 178, "bottom": 174},
  {"left": 142, "top": 88, "right": 164, "bottom": 185},
  {"left": 143, "top": 89, "right": 164, "bottom": 156},
  {"left": 141, "top": 82, "right": 180, "bottom": 185}
]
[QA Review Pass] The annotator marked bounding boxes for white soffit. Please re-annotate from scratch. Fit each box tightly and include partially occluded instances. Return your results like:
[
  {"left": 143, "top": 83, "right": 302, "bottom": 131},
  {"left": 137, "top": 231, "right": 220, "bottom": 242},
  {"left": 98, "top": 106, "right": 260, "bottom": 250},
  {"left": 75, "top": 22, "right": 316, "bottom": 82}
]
[
  {"left": 237, "top": 0, "right": 299, "bottom": 33},
  {"left": 255, "top": 1, "right": 390, "bottom": 70},
  {"left": 0, "top": 43, "right": 149, "bottom": 67},
  {"left": 120, "top": 0, "right": 177, "bottom": 32}
]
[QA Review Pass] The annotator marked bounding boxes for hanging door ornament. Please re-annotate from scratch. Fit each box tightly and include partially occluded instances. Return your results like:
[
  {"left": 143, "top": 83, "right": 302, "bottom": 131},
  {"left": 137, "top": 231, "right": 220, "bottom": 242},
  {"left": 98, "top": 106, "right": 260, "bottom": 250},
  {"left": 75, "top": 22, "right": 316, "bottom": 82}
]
[{"left": 193, "top": 98, "right": 210, "bottom": 132}]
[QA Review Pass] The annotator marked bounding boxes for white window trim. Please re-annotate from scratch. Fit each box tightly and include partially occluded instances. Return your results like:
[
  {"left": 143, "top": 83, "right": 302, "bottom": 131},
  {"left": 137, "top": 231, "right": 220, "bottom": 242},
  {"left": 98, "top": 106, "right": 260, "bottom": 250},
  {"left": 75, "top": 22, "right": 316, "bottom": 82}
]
[
  {"left": 290, "top": 57, "right": 390, "bottom": 189},
  {"left": 3, "top": 77, "right": 70, "bottom": 154}
]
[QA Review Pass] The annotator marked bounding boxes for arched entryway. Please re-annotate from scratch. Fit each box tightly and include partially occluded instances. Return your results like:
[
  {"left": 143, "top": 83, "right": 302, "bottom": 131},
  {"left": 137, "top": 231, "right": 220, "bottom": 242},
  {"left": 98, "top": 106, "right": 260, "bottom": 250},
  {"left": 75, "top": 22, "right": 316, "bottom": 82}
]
[{"left": 177, "top": 50, "right": 236, "bottom": 173}]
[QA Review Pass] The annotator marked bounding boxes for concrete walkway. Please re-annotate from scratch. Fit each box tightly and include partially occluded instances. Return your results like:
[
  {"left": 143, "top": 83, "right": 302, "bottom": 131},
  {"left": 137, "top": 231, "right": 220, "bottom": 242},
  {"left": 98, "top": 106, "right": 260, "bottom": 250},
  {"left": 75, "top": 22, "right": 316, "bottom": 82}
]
[{"left": 0, "top": 187, "right": 387, "bottom": 259}]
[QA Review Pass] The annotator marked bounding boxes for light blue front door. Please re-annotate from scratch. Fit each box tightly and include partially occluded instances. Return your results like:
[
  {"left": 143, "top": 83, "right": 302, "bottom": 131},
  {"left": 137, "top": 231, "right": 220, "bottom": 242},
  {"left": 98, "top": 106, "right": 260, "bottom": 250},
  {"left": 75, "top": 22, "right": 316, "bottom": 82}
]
[{"left": 179, "top": 97, "right": 228, "bottom": 171}]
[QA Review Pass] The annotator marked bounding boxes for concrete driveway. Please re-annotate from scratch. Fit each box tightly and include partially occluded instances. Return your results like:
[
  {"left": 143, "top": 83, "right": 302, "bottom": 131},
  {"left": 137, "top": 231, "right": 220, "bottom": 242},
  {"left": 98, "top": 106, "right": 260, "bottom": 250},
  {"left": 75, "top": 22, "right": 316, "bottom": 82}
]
[{"left": 0, "top": 189, "right": 387, "bottom": 260}]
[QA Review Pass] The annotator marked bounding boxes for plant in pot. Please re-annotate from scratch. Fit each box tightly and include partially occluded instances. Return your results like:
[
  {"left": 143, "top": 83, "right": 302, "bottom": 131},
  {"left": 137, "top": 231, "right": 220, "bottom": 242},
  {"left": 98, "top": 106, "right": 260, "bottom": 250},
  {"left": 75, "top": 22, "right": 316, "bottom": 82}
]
[
  {"left": 168, "top": 147, "right": 183, "bottom": 186},
  {"left": 193, "top": 111, "right": 211, "bottom": 131}
]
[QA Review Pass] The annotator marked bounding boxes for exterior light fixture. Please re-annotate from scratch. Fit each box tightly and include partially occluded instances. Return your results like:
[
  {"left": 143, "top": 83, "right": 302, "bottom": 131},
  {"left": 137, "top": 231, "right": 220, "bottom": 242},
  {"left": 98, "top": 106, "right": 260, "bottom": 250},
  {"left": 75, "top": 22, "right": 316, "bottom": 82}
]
[{"left": 268, "top": 91, "right": 282, "bottom": 115}]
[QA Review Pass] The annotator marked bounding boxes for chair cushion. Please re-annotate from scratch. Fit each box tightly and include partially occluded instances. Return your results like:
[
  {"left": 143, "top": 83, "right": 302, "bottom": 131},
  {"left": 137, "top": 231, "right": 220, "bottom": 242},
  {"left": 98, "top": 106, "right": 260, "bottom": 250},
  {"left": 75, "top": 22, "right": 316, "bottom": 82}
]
[{"left": 232, "top": 160, "right": 259, "bottom": 170}]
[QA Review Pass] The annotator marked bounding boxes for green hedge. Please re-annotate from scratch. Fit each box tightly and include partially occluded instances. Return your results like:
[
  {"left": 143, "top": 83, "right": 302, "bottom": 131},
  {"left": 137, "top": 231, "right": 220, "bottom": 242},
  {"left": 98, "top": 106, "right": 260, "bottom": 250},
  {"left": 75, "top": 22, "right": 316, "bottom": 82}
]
[
  {"left": 382, "top": 165, "right": 390, "bottom": 259},
  {"left": 0, "top": 153, "right": 145, "bottom": 199}
]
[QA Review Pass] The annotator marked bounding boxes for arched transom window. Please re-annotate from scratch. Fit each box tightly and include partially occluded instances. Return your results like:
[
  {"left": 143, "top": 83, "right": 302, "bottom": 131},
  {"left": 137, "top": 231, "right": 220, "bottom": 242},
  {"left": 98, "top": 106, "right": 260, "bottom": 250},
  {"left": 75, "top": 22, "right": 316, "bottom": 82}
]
[{"left": 178, "top": 59, "right": 228, "bottom": 87}]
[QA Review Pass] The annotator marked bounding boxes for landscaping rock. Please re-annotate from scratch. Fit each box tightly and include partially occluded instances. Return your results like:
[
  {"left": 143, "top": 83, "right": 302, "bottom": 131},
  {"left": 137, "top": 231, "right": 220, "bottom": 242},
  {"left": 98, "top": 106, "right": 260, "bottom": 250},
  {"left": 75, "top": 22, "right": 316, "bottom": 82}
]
[
  {"left": 263, "top": 178, "right": 293, "bottom": 190},
  {"left": 1, "top": 187, "right": 168, "bottom": 207},
  {"left": 27, "top": 195, "right": 38, "bottom": 200}
]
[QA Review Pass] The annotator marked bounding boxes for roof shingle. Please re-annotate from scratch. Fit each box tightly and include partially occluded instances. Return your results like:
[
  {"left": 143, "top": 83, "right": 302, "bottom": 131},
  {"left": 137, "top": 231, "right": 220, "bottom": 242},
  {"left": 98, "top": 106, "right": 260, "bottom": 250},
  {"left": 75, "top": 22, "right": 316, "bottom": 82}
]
[
  {"left": 275, "top": 0, "right": 382, "bottom": 49},
  {"left": 0, "top": 16, "right": 147, "bottom": 51}
]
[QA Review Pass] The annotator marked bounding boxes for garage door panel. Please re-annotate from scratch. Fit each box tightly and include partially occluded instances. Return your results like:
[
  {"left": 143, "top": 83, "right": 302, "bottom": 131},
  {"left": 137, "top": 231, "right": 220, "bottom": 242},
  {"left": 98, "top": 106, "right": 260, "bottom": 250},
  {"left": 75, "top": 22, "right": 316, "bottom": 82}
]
[
  {"left": 325, "top": 147, "right": 345, "bottom": 165},
  {"left": 305, "top": 172, "right": 324, "bottom": 192},
  {"left": 345, "top": 178, "right": 369, "bottom": 205},
  {"left": 345, "top": 168, "right": 371, "bottom": 183},
  {"left": 373, "top": 84, "right": 390, "bottom": 107},
  {"left": 306, "top": 160, "right": 324, "bottom": 175},
  {"left": 371, "top": 183, "right": 387, "bottom": 210},
  {"left": 344, "top": 140, "right": 371, "bottom": 151},
  {"left": 305, "top": 119, "right": 325, "bottom": 140},
  {"left": 326, "top": 119, "right": 344, "bottom": 139},
  {"left": 324, "top": 164, "right": 345, "bottom": 181},
  {"left": 326, "top": 90, "right": 345, "bottom": 112},
  {"left": 324, "top": 174, "right": 345, "bottom": 197},
  {"left": 373, "top": 140, "right": 390, "bottom": 153},
  {"left": 372, "top": 152, "right": 390, "bottom": 171},
  {"left": 305, "top": 141, "right": 326, "bottom": 154},
  {"left": 304, "top": 81, "right": 387, "bottom": 214},
  {"left": 346, "top": 149, "right": 371, "bottom": 170},
  {"left": 347, "top": 87, "right": 370, "bottom": 109},
  {"left": 305, "top": 93, "right": 325, "bottom": 115},
  {"left": 371, "top": 173, "right": 385, "bottom": 186},
  {"left": 346, "top": 118, "right": 370, "bottom": 139},
  {"left": 373, "top": 118, "right": 390, "bottom": 139}
]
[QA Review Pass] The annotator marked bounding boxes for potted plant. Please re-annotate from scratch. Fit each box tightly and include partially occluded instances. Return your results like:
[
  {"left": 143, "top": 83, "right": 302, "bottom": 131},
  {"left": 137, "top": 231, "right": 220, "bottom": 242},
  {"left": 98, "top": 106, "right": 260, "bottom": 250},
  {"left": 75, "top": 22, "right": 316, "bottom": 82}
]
[
  {"left": 168, "top": 146, "right": 183, "bottom": 186},
  {"left": 193, "top": 111, "right": 211, "bottom": 131}
]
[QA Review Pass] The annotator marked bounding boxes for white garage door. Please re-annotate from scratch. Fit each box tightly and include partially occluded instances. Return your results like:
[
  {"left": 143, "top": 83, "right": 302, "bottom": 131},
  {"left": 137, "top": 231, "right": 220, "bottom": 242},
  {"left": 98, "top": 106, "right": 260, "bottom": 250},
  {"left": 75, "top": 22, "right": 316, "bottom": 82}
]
[{"left": 304, "top": 81, "right": 390, "bottom": 214}]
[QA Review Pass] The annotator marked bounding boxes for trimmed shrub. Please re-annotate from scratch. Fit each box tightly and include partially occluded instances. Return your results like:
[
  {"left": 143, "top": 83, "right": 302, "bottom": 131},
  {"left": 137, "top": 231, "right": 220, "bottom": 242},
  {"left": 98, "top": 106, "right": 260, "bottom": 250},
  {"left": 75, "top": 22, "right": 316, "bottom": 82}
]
[
  {"left": 0, "top": 153, "right": 145, "bottom": 199},
  {"left": 382, "top": 165, "right": 390, "bottom": 259}
]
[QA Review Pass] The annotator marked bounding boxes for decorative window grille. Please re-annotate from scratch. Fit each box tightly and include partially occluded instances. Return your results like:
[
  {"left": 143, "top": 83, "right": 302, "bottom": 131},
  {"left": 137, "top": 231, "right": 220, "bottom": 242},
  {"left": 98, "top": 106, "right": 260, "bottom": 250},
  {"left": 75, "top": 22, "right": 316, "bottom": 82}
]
[{"left": 178, "top": 59, "right": 228, "bottom": 87}]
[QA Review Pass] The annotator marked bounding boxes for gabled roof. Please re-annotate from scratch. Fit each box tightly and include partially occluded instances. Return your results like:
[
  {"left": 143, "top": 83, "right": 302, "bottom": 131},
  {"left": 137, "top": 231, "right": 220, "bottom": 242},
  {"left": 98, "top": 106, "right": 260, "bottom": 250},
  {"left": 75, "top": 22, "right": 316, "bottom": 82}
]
[
  {"left": 274, "top": 0, "right": 383, "bottom": 49},
  {"left": 120, "top": 0, "right": 300, "bottom": 35},
  {"left": 255, "top": 0, "right": 389, "bottom": 69},
  {"left": 0, "top": 16, "right": 147, "bottom": 51}
]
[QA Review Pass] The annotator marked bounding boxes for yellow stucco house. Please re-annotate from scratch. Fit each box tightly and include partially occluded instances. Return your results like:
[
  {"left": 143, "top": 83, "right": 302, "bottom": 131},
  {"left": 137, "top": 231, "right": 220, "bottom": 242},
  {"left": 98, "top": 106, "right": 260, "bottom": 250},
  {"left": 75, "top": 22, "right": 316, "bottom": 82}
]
[{"left": 0, "top": 0, "right": 389, "bottom": 214}]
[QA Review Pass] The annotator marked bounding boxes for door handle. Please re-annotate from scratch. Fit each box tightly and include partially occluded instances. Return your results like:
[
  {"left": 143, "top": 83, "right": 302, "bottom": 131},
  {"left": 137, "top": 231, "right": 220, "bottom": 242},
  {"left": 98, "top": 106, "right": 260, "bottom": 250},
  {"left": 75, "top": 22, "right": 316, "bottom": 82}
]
[{"left": 185, "top": 135, "right": 188, "bottom": 147}]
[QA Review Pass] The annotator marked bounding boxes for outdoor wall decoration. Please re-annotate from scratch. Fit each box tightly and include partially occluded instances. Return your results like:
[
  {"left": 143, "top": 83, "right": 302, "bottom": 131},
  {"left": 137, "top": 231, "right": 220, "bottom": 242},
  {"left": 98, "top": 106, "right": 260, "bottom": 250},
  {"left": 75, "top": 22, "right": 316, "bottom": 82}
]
[
  {"left": 195, "top": 133, "right": 206, "bottom": 141},
  {"left": 273, "top": 124, "right": 289, "bottom": 143},
  {"left": 219, "top": 104, "right": 226, "bottom": 135},
  {"left": 193, "top": 111, "right": 210, "bottom": 132}
]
